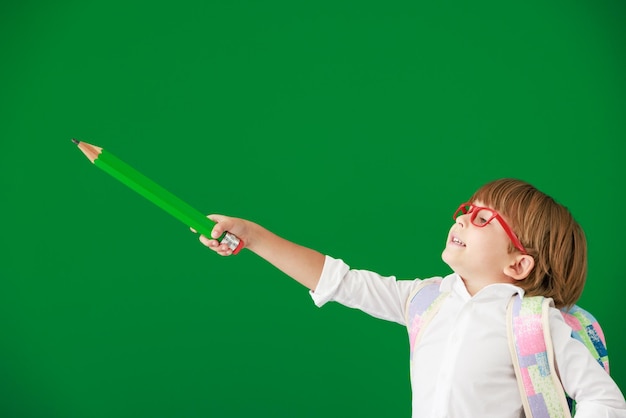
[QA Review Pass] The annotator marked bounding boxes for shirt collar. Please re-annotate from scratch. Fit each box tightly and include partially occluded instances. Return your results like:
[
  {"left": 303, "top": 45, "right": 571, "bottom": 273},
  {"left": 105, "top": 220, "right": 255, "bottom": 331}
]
[{"left": 440, "top": 272, "right": 525, "bottom": 302}]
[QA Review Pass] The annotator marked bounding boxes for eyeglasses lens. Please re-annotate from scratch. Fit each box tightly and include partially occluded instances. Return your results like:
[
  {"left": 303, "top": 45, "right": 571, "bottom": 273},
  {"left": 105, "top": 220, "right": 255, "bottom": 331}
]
[{"left": 471, "top": 208, "right": 496, "bottom": 226}]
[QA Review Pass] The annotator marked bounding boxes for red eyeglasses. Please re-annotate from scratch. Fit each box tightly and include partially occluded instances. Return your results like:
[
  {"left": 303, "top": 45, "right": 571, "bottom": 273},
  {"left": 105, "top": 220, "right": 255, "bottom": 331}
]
[{"left": 453, "top": 203, "right": 527, "bottom": 254}]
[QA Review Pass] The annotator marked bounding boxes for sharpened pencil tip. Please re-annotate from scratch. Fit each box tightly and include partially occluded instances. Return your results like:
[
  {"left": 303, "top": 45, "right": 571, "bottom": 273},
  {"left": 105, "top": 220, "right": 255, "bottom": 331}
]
[{"left": 71, "top": 138, "right": 80, "bottom": 145}]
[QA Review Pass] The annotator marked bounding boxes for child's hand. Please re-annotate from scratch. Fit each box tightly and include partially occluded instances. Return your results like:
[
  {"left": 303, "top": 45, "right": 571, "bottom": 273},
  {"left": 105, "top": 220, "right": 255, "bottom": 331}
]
[
  {"left": 192, "top": 214, "right": 250, "bottom": 256},
  {"left": 192, "top": 214, "right": 325, "bottom": 290}
]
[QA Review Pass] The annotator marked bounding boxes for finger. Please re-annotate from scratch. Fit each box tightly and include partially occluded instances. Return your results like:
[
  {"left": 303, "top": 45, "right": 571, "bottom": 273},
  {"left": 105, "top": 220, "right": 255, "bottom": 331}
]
[
  {"left": 216, "top": 247, "right": 233, "bottom": 256},
  {"left": 199, "top": 234, "right": 218, "bottom": 248},
  {"left": 200, "top": 236, "right": 233, "bottom": 256}
]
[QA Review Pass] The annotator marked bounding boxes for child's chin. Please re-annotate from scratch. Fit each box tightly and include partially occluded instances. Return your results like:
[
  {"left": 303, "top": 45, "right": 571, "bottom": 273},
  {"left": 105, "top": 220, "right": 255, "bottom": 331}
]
[
  {"left": 441, "top": 249, "right": 465, "bottom": 272},
  {"left": 441, "top": 248, "right": 454, "bottom": 266}
]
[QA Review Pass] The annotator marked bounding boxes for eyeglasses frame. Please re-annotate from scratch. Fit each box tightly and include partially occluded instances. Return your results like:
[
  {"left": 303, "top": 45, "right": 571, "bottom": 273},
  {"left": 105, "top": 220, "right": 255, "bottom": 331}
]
[{"left": 453, "top": 202, "right": 527, "bottom": 254}]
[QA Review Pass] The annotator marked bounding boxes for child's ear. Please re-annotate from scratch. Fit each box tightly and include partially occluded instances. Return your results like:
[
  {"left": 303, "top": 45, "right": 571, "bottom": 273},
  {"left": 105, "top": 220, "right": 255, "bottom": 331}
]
[{"left": 504, "top": 254, "right": 535, "bottom": 281}]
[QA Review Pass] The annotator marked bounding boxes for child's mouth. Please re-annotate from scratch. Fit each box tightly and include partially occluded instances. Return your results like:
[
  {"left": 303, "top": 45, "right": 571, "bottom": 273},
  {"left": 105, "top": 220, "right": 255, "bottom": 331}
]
[{"left": 452, "top": 236, "right": 466, "bottom": 247}]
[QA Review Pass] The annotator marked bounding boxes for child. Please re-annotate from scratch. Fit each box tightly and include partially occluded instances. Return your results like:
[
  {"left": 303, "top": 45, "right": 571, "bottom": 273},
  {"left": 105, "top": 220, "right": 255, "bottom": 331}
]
[{"left": 195, "top": 178, "right": 626, "bottom": 417}]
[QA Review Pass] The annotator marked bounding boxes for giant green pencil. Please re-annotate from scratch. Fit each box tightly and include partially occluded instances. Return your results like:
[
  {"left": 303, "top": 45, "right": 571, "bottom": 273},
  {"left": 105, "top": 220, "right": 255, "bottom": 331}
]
[{"left": 72, "top": 139, "right": 243, "bottom": 254}]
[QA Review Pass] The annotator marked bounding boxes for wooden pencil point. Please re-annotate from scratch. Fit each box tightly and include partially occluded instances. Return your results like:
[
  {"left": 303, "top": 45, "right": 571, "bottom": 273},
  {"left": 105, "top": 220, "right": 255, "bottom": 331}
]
[{"left": 74, "top": 140, "right": 103, "bottom": 164}]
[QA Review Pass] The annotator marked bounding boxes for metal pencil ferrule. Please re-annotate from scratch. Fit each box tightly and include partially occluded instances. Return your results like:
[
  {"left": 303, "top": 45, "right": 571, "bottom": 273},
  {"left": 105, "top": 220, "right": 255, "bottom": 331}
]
[{"left": 219, "top": 232, "right": 244, "bottom": 254}]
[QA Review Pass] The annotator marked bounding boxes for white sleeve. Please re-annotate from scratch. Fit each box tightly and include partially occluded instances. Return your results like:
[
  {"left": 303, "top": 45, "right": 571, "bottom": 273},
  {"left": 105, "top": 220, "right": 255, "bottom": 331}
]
[
  {"left": 309, "top": 255, "right": 424, "bottom": 326},
  {"left": 550, "top": 308, "right": 626, "bottom": 417}
]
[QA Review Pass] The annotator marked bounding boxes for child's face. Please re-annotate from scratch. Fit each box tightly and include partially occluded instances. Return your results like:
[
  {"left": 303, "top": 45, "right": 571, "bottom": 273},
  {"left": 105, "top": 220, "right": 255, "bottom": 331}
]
[{"left": 441, "top": 200, "right": 519, "bottom": 286}]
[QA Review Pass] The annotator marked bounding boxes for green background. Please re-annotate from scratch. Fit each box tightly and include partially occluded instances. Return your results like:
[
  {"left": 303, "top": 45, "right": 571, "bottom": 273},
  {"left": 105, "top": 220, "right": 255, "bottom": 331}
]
[{"left": 1, "top": 1, "right": 625, "bottom": 416}]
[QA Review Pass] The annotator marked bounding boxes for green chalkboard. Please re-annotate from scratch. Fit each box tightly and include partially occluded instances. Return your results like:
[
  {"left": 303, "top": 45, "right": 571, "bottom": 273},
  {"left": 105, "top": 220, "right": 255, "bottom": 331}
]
[{"left": 1, "top": 1, "right": 624, "bottom": 417}]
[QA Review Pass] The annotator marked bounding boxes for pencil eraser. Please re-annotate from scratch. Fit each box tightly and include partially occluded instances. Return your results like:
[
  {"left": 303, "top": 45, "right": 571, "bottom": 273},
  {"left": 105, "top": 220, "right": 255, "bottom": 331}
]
[{"left": 232, "top": 238, "right": 245, "bottom": 255}]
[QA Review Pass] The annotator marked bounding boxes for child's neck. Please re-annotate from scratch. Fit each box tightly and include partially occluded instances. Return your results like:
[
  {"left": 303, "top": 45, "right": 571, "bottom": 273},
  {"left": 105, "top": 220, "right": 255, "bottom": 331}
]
[{"left": 460, "top": 275, "right": 516, "bottom": 296}]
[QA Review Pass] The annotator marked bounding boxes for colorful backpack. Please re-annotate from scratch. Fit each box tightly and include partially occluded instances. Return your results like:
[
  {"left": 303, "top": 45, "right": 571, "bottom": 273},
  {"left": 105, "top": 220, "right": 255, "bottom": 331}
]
[{"left": 406, "top": 280, "right": 609, "bottom": 418}]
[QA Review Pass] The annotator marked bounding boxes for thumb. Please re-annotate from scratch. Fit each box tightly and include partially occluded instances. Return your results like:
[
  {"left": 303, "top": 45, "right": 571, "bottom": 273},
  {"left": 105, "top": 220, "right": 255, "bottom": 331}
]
[
  {"left": 190, "top": 214, "right": 228, "bottom": 234},
  {"left": 207, "top": 214, "right": 231, "bottom": 239}
]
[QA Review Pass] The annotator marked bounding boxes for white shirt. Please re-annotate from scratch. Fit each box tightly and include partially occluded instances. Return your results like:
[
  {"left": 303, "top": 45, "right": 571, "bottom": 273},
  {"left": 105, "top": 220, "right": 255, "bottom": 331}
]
[{"left": 311, "top": 256, "right": 626, "bottom": 418}]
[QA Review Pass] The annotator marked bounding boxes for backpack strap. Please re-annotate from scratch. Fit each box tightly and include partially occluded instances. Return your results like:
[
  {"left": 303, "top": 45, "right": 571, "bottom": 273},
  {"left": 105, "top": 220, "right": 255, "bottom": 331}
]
[
  {"left": 405, "top": 279, "right": 449, "bottom": 360},
  {"left": 507, "top": 295, "right": 571, "bottom": 418}
]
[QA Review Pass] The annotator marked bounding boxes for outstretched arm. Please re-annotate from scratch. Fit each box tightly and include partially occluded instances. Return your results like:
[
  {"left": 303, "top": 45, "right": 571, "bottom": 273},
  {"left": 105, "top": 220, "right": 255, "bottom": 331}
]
[{"left": 194, "top": 214, "right": 325, "bottom": 291}]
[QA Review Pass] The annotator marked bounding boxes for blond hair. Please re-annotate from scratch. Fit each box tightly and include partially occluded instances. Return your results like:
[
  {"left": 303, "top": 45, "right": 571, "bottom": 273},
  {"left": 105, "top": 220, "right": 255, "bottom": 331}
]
[{"left": 470, "top": 179, "right": 587, "bottom": 308}]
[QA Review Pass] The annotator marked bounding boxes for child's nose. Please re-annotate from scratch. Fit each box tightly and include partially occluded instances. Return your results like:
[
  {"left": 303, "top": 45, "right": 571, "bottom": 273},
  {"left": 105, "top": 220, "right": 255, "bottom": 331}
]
[{"left": 455, "top": 214, "right": 468, "bottom": 227}]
